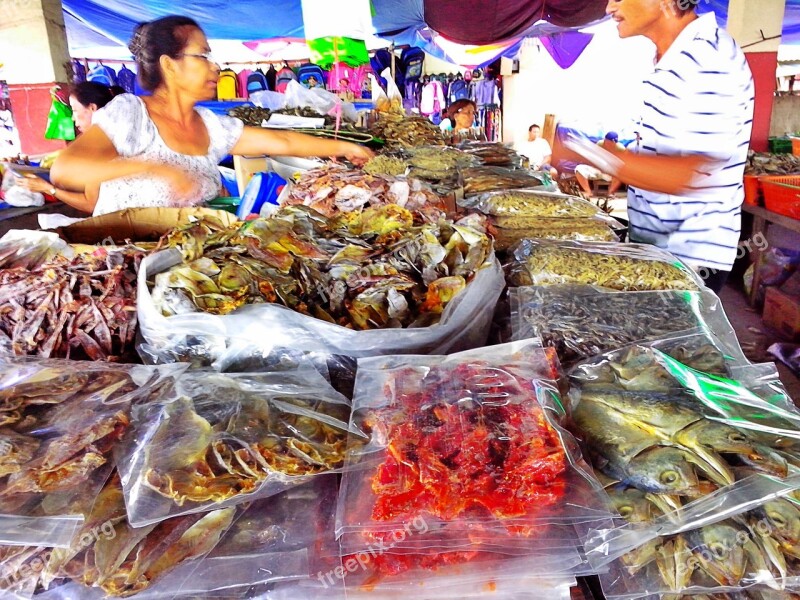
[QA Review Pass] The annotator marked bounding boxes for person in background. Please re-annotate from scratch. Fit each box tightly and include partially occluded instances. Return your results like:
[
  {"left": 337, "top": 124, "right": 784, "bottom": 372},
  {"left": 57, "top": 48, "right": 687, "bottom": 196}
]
[
  {"left": 517, "top": 123, "right": 557, "bottom": 177},
  {"left": 625, "top": 130, "right": 641, "bottom": 153},
  {"left": 573, "top": 0, "right": 754, "bottom": 293},
  {"left": 50, "top": 15, "right": 372, "bottom": 217},
  {"left": 574, "top": 131, "right": 625, "bottom": 197},
  {"left": 15, "top": 81, "right": 114, "bottom": 210},
  {"left": 440, "top": 99, "right": 484, "bottom": 144},
  {"left": 338, "top": 78, "right": 355, "bottom": 102}
]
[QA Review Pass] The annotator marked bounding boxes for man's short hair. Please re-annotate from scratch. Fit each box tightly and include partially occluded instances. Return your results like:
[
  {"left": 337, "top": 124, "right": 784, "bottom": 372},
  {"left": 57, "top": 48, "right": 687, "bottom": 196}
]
[{"left": 528, "top": 124, "right": 540, "bottom": 131}]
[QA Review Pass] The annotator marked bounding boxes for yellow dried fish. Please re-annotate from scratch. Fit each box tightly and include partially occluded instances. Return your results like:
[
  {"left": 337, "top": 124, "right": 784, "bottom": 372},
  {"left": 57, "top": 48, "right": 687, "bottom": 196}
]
[{"left": 478, "top": 190, "right": 600, "bottom": 218}]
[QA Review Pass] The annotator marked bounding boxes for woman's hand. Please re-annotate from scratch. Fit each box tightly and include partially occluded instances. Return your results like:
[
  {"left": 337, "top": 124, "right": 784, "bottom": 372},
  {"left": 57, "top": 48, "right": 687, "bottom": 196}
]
[
  {"left": 15, "top": 175, "right": 54, "bottom": 195},
  {"left": 341, "top": 143, "right": 374, "bottom": 166},
  {"left": 151, "top": 164, "right": 201, "bottom": 206}
]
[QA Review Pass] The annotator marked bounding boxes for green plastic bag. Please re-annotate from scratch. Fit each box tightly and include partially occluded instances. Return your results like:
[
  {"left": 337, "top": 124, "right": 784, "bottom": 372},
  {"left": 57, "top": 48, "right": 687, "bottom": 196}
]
[
  {"left": 44, "top": 97, "right": 75, "bottom": 141},
  {"left": 307, "top": 36, "right": 369, "bottom": 70}
]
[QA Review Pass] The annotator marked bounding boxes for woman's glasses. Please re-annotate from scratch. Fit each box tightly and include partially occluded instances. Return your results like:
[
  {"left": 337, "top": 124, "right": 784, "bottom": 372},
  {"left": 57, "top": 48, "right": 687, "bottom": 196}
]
[{"left": 179, "top": 52, "right": 218, "bottom": 65}]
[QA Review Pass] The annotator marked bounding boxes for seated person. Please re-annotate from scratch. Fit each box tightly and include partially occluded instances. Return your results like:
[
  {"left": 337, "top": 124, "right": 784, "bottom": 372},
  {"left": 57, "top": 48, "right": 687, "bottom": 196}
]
[
  {"left": 574, "top": 131, "right": 625, "bottom": 197},
  {"left": 517, "top": 123, "right": 557, "bottom": 178},
  {"left": 50, "top": 16, "right": 372, "bottom": 217}
]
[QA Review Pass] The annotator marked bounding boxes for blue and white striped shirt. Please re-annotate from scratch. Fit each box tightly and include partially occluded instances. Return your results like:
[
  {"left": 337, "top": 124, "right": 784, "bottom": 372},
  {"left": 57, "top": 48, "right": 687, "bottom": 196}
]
[{"left": 628, "top": 13, "right": 754, "bottom": 271}]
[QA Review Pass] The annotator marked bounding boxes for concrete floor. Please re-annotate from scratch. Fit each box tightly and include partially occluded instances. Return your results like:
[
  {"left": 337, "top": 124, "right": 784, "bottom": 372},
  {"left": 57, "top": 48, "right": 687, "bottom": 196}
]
[{"left": 719, "top": 282, "right": 800, "bottom": 401}]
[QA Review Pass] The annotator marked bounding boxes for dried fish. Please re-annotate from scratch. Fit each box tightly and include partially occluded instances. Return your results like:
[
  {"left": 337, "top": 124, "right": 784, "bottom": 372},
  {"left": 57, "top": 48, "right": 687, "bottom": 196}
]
[
  {"left": 489, "top": 220, "right": 618, "bottom": 250},
  {"left": 510, "top": 240, "right": 701, "bottom": 291},
  {"left": 370, "top": 114, "right": 444, "bottom": 150},
  {"left": 461, "top": 166, "right": 545, "bottom": 196},
  {"left": 465, "top": 189, "right": 602, "bottom": 218}
]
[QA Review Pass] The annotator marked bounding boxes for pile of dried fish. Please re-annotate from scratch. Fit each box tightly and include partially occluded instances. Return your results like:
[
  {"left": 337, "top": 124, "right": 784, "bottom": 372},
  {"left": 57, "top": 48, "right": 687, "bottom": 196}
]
[
  {"left": 227, "top": 105, "right": 272, "bottom": 127},
  {"left": 363, "top": 154, "right": 408, "bottom": 177},
  {"left": 0, "top": 246, "right": 143, "bottom": 360},
  {"left": 511, "top": 286, "right": 708, "bottom": 365},
  {"left": 370, "top": 113, "right": 444, "bottom": 149},
  {"left": 3, "top": 474, "right": 235, "bottom": 598},
  {"left": 154, "top": 206, "right": 492, "bottom": 330},
  {"left": 461, "top": 166, "right": 545, "bottom": 196},
  {"left": 488, "top": 219, "right": 618, "bottom": 251},
  {"left": 457, "top": 141, "right": 524, "bottom": 168},
  {"left": 463, "top": 189, "right": 602, "bottom": 218},
  {"left": 745, "top": 150, "right": 800, "bottom": 176},
  {"left": 509, "top": 240, "right": 701, "bottom": 291},
  {"left": 284, "top": 163, "right": 445, "bottom": 218}
]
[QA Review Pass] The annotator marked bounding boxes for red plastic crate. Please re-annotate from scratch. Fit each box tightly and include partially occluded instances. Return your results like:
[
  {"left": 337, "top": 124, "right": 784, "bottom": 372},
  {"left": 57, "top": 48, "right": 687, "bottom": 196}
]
[
  {"left": 760, "top": 175, "right": 800, "bottom": 219},
  {"left": 743, "top": 174, "right": 761, "bottom": 206}
]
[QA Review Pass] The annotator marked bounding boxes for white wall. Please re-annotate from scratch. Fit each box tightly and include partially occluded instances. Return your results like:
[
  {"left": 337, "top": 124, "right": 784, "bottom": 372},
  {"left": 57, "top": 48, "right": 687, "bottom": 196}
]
[
  {"left": 502, "top": 20, "right": 655, "bottom": 148},
  {"left": 0, "top": 0, "right": 69, "bottom": 84}
]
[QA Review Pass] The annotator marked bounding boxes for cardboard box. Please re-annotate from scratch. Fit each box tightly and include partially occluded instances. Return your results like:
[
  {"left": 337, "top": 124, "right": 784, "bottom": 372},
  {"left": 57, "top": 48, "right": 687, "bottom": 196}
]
[
  {"left": 763, "top": 286, "right": 800, "bottom": 341},
  {"left": 57, "top": 207, "right": 238, "bottom": 245}
]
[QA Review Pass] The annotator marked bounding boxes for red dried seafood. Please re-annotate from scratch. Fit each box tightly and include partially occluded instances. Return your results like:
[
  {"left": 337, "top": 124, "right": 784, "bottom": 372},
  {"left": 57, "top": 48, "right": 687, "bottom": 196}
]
[{"left": 367, "top": 361, "right": 567, "bottom": 525}]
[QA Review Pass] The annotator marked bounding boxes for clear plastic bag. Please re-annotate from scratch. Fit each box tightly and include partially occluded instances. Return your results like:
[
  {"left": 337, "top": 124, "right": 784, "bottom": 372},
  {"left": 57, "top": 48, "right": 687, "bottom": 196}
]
[
  {"left": 336, "top": 340, "right": 615, "bottom": 567},
  {"left": 508, "top": 239, "right": 704, "bottom": 291},
  {"left": 0, "top": 230, "right": 72, "bottom": 270},
  {"left": 0, "top": 358, "right": 183, "bottom": 548},
  {"left": 511, "top": 286, "right": 746, "bottom": 367},
  {"left": 488, "top": 218, "right": 621, "bottom": 251},
  {"left": 460, "top": 167, "right": 547, "bottom": 197},
  {"left": 136, "top": 248, "right": 504, "bottom": 364},
  {"left": 459, "top": 188, "right": 606, "bottom": 219},
  {"left": 283, "top": 80, "right": 358, "bottom": 123},
  {"left": 117, "top": 367, "right": 362, "bottom": 527}
]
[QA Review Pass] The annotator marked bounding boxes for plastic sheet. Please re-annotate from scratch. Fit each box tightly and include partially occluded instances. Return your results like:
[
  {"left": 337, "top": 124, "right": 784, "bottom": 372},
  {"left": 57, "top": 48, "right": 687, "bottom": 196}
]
[
  {"left": 489, "top": 219, "right": 620, "bottom": 251},
  {"left": 117, "top": 367, "right": 362, "bottom": 527},
  {"left": 508, "top": 239, "right": 704, "bottom": 291},
  {"left": 0, "top": 230, "right": 72, "bottom": 271},
  {"left": 137, "top": 248, "right": 504, "bottom": 363},
  {"left": 0, "top": 358, "right": 183, "bottom": 548},
  {"left": 511, "top": 286, "right": 746, "bottom": 367},
  {"left": 336, "top": 340, "right": 615, "bottom": 572}
]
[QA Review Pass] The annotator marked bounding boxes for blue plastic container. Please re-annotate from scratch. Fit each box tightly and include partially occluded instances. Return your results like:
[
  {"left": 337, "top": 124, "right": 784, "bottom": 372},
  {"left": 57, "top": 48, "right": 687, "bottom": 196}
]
[{"left": 236, "top": 172, "right": 287, "bottom": 219}]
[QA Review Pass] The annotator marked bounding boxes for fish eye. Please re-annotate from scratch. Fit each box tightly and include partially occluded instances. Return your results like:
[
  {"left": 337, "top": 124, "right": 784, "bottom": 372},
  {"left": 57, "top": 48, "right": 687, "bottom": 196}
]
[
  {"left": 618, "top": 505, "right": 633, "bottom": 518},
  {"left": 729, "top": 432, "right": 747, "bottom": 442},
  {"left": 660, "top": 470, "right": 679, "bottom": 485},
  {"left": 709, "top": 542, "right": 728, "bottom": 557}
]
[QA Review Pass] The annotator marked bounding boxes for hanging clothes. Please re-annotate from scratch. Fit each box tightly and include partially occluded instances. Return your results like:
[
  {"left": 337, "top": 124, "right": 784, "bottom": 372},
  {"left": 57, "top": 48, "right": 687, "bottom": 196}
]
[
  {"left": 72, "top": 60, "right": 86, "bottom": 83},
  {"left": 117, "top": 65, "right": 136, "bottom": 94},
  {"left": 419, "top": 80, "right": 445, "bottom": 116},
  {"left": 329, "top": 62, "right": 367, "bottom": 94},
  {"left": 265, "top": 65, "right": 278, "bottom": 91},
  {"left": 472, "top": 78, "right": 499, "bottom": 107}
]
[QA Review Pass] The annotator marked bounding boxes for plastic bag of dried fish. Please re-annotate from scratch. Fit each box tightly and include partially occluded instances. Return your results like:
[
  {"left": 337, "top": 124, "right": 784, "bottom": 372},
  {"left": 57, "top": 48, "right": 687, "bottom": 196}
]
[
  {"left": 140, "top": 476, "right": 342, "bottom": 599},
  {"left": 20, "top": 472, "right": 236, "bottom": 599},
  {"left": 137, "top": 208, "right": 504, "bottom": 362},
  {"left": 460, "top": 189, "right": 605, "bottom": 218},
  {"left": 461, "top": 167, "right": 549, "bottom": 197},
  {"left": 510, "top": 286, "right": 744, "bottom": 367},
  {"left": 0, "top": 358, "right": 185, "bottom": 548},
  {"left": 489, "top": 218, "right": 621, "bottom": 251},
  {"left": 508, "top": 239, "right": 704, "bottom": 291},
  {"left": 370, "top": 114, "right": 444, "bottom": 150},
  {"left": 117, "top": 367, "right": 364, "bottom": 527},
  {"left": 336, "top": 340, "right": 614, "bottom": 558},
  {"left": 457, "top": 141, "right": 525, "bottom": 168}
]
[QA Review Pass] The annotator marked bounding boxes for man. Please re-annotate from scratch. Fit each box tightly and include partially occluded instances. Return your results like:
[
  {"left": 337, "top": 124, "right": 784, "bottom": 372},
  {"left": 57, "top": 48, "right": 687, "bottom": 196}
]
[
  {"left": 625, "top": 131, "right": 642, "bottom": 153},
  {"left": 575, "top": 0, "right": 754, "bottom": 293},
  {"left": 518, "top": 124, "right": 557, "bottom": 176},
  {"left": 574, "top": 131, "right": 625, "bottom": 197}
]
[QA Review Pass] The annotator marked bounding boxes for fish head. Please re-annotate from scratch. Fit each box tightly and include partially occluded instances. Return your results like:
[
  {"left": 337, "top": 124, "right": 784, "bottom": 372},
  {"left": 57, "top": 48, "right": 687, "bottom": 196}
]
[
  {"left": 624, "top": 447, "right": 700, "bottom": 495},
  {"left": 681, "top": 420, "right": 756, "bottom": 455},
  {"left": 759, "top": 498, "right": 800, "bottom": 547},
  {"left": 685, "top": 523, "right": 747, "bottom": 586}
]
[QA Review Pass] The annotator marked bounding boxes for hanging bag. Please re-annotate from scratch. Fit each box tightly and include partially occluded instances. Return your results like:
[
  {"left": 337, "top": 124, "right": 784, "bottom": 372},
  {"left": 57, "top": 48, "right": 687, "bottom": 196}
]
[
  {"left": 217, "top": 68, "right": 239, "bottom": 100},
  {"left": 44, "top": 88, "right": 75, "bottom": 141}
]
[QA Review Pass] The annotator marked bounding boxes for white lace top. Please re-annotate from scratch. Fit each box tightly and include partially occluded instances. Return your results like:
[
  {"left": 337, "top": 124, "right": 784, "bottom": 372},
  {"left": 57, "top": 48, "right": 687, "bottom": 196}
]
[{"left": 91, "top": 94, "right": 244, "bottom": 216}]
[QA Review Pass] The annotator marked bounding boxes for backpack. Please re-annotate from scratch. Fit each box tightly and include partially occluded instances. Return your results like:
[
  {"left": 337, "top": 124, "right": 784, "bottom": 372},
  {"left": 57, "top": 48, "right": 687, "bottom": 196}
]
[
  {"left": 265, "top": 65, "right": 277, "bottom": 91},
  {"left": 72, "top": 60, "right": 86, "bottom": 83},
  {"left": 117, "top": 66, "right": 136, "bottom": 94},
  {"left": 297, "top": 63, "right": 326, "bottom": 87},
  {"left": 275, "top": 66, "right": 298, "bottom": 93},
  {"left": 217, "top": 68, "right": 239, "bottom": 100},
  {"left": 400, "top": 47, "right": 425, "bottom": 83},
  {"left": 449, "top": 78, "right": 468, "bottom": 102},
  {"left": 87, "top": 64, "right": 114, "bottom": 87},
  {"left": 370, "top": 49, "right": 392, "bottom": 89},
  {"left": 246, "top": 70, "right": 269, "bottom": 95}
]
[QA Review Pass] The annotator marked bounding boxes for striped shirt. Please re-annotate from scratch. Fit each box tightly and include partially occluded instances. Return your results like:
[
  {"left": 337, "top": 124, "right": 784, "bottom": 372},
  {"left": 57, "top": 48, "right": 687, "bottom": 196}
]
[{"left": 628, "top": 13, "right": 754, "bottom": 271}]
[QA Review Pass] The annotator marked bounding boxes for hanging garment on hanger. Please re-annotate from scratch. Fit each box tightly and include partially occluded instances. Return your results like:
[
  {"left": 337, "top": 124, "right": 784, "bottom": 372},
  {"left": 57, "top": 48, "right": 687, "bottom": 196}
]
[
  {"left": 473, "top": 79, "right": 499, "bottom": 107},
  {"left": 237, "top": 69, "right": 253, "bottom": 98},
  {"left": 87, "top": 63, "right": 115, "bottom": 86},
  {"left": 419, "top": 79, "right": 444, "bottom": 116},
  {"left": 265, "top": 65, "right": 278, "bottom": 91},
  {"left": 116, "top": 65, "right": 136, "bottom": 94},
  {"left": 72, "top": 60, "right": 86, "bottom": 83}
]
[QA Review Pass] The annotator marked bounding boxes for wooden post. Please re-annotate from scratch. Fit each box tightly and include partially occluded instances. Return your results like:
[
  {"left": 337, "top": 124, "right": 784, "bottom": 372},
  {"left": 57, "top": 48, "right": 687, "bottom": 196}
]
[{"left": 542, "top": 114, "right": 557, "bottom": 149}]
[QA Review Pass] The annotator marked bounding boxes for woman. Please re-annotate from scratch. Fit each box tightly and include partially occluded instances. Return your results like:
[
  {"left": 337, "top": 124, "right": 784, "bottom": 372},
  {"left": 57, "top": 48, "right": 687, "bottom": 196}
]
[
  {"left": 51, "top": 16, "right": 373, "bottom": 217},
  {"left": 16, "top": 82, "right": 113, "bottom": 210},
  {"left": 440, "top": 99, "right": 484, "bottom": 144}
]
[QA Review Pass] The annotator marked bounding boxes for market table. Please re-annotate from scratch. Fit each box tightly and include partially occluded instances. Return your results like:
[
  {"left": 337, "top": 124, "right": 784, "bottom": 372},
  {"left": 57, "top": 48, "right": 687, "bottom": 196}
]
[
  {"left": 0, "top": 201, "right": 85, "bottom": 238},
  {"left": 742, "top": 203, "right": 800, "bottom": 306}
]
